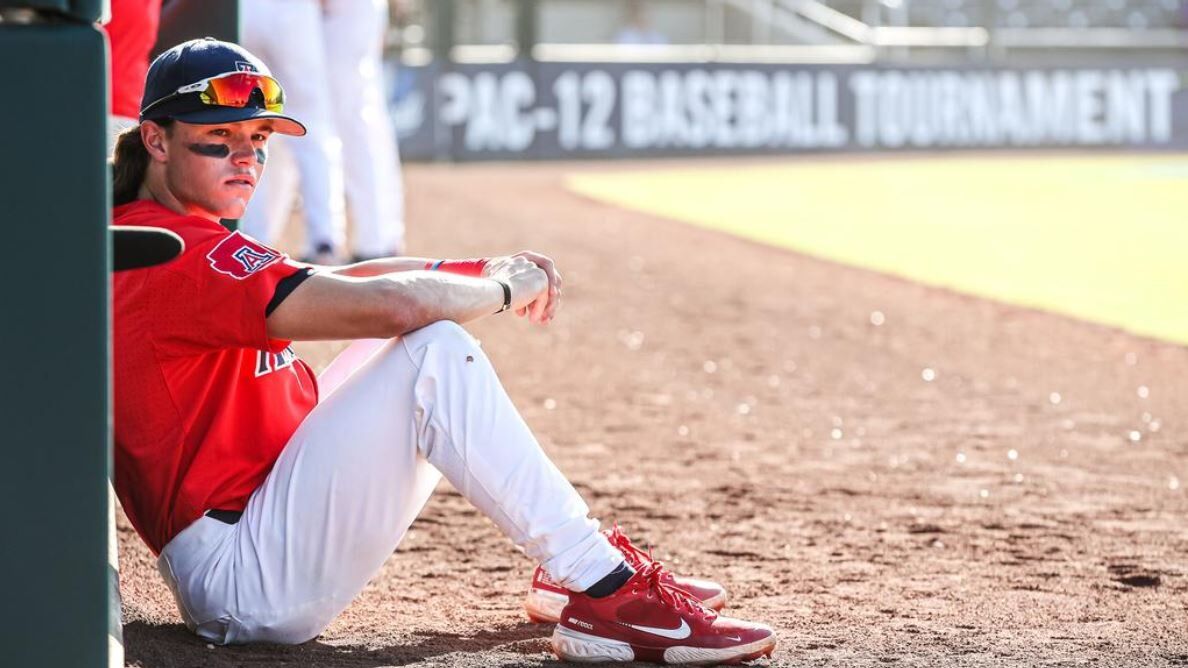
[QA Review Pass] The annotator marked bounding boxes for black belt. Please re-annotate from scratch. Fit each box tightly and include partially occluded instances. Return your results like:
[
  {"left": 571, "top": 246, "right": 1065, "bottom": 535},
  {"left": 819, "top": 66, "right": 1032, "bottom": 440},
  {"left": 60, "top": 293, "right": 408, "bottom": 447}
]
[{"left": 205, "top": 509, "right": 243, "bottom": 525}]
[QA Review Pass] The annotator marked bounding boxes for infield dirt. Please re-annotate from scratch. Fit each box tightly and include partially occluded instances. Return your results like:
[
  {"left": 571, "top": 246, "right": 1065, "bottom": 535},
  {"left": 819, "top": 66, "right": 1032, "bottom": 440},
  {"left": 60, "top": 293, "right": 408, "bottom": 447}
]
[{"left": 120, "top": 159, "right": 1188, "bottom": 667}]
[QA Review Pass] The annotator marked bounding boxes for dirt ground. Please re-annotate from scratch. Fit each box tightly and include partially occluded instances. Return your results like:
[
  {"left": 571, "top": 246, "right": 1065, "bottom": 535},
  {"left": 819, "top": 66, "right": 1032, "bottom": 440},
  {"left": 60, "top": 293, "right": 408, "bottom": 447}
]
[{"left": 120, "top": 159, "right": 1188, "bottom": 667}]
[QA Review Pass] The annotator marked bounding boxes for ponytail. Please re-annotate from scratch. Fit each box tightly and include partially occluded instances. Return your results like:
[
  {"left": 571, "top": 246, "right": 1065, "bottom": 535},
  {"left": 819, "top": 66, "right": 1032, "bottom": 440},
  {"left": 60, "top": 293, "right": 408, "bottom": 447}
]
[{"left": 111, "top": 120, "right": 173, "bottom": 206}]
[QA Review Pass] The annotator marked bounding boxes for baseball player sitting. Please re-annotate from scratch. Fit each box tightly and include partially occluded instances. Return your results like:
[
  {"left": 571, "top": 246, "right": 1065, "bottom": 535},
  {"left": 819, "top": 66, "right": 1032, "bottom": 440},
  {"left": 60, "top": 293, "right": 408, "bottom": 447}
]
[{"left": 110, "top": 38, "right": 775, "bottom": 665}]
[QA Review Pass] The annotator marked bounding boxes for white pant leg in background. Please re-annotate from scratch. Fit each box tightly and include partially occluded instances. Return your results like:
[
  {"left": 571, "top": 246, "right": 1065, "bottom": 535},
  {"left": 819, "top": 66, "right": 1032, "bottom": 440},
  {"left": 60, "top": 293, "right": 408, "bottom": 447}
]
[
  {"left": 323, "top": 0, "right": 405, "bottom": 257},
  {"left": 240, "top": 0, "right": 347, "bottom": 255},
  {"left": 238, "top": 139, "right": 298, "bottom": 246},
  {"left": 157, "top": 322, "right": 622, "bottom": 644}
]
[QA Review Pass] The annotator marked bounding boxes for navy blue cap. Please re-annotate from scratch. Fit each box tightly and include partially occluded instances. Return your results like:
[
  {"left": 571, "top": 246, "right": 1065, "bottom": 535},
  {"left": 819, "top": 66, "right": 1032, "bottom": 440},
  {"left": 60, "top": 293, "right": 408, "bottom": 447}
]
[{"left": 140, "top": 38, "right": 306, "bottom": 136}]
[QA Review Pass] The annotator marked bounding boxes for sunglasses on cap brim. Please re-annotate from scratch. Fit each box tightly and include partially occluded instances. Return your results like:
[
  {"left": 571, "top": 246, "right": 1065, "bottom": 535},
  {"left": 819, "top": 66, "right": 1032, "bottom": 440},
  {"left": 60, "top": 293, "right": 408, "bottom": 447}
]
[{"left": 141, "top": 71, "right": 286, "bottom": 118}]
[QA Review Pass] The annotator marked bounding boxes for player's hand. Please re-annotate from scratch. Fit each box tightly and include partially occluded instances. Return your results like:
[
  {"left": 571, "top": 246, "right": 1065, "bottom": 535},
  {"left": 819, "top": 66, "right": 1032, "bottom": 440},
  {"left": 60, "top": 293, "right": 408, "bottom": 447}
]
[
  {"left": 484, "top": 254, "right": 550, "bottom": 322},
  {"left": 512, "top": 251, "right": 562, "bottom": 323},
  {"left": 484, "top": 251, "right": 562, "bottom": 324}
]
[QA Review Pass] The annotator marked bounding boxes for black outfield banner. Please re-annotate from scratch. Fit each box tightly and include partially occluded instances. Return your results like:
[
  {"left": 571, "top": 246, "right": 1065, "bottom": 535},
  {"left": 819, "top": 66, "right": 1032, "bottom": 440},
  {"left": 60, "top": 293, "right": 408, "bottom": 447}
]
[{"left": 385, "top": 61, "right": 1188, "bottom": 160}]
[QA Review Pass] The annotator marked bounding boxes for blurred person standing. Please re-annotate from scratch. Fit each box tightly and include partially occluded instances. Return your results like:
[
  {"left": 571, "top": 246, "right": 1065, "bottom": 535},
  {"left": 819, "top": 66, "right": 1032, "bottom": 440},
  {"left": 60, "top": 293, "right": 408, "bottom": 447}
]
[
  {"left": 615, "top": 0, "right": 667, "bottom": 45},
  {"left": 104, "top": 0, "right": 164, "bottom": 144},
  {"left": 241, "top": 0, "right": 405, "bottom": 263}
]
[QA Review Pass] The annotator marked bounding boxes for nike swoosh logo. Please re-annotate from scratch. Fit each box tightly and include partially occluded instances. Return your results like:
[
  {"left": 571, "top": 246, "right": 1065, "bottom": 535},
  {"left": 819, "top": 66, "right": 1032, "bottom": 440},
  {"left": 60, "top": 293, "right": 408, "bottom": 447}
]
[{"left": 620, "top": 619, "right": 692, "bottom": 640}]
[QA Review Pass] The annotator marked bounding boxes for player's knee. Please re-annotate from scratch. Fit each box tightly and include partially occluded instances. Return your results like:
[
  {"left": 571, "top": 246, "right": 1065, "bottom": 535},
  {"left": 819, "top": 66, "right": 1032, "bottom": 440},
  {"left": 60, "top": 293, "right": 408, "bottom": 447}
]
[
  {"left": 404, "top": 319, "right": 481, "bottom": 359},
  {"left": 414, "top": 319, "right": 470, "bottom": 340}
]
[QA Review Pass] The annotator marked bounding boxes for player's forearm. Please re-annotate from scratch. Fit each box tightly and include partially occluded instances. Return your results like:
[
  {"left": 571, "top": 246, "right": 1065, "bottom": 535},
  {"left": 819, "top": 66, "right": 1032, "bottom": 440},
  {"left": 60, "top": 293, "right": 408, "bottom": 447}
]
[
  {"left": 266, "top": 270, "right": 505, "bottom": 341},
  {"left": 383, "top": 271, "right": 507, "bottom": 334},
  {"left": 325, "top": 257, "right": 437, "bottom": 278},
  {"left": 323, "top": 256, "right": 492, "bottom": 279}
]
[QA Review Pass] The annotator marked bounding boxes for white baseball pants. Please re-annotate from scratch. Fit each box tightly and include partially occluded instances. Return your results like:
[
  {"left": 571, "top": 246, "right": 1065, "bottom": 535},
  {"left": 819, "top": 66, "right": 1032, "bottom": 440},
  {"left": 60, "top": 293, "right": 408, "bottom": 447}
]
[
  {"left": 239, "top": 0, "right": 346, "bottom": 256},
  {"left": 157, "top": 321, "right": 622, "bottom": 644},
  {"left": 239, "top": 0, "right": 404, "bottom": 258}
]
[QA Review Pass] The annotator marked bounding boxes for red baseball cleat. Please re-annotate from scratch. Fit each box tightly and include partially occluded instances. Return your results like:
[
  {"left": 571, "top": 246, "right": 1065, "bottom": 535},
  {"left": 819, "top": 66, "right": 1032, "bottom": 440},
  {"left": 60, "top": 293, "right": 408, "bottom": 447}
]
[
  {"left": 524, "top": 526, "right": 727, "bottom": 623},
  {"left": 551, "top": 562, "right": 776, "bottom": 665}
]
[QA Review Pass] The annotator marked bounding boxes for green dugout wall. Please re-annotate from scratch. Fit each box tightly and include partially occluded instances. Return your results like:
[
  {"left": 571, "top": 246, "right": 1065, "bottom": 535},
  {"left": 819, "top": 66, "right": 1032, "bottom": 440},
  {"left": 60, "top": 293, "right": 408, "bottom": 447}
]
[
  {"left": 0, "top": 10, "right": 111, "bottom": 668},
  {"left": 0, "top": 1, "right": 235, "bottom": 665}
]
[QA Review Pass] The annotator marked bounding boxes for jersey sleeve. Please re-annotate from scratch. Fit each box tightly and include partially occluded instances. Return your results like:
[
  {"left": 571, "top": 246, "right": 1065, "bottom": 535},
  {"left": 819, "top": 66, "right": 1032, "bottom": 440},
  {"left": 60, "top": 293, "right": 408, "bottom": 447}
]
[{"left": 152, "top": 230, "right": 310, "bottom": 355}]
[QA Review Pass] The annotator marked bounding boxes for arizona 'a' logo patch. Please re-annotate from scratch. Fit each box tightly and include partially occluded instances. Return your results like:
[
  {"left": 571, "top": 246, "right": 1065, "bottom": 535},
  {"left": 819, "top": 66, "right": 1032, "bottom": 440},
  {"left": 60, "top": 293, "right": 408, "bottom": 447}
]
[{"left": 206, "top": 232, "right": 281, "bottom": 280}]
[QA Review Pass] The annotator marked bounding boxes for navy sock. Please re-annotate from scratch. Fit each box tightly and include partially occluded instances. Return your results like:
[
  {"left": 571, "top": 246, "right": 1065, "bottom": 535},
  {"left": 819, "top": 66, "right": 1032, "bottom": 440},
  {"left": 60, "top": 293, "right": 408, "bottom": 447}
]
[{"left": 584, "top": 561, "right": 634, "bottom": 598}]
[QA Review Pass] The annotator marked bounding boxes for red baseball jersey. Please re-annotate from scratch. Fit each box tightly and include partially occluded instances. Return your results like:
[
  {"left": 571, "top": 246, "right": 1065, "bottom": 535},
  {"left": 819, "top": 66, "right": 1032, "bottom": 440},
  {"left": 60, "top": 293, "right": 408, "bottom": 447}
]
[{"left": 112, "top": 200, "right": 318, "bottom": 554}]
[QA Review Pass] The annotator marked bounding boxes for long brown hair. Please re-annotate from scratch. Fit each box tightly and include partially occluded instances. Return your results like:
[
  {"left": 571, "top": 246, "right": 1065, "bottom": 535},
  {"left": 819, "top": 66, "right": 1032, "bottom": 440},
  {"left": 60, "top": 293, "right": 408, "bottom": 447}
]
[{"left": 111, "top": 120, "right": 173, "bottom": 206}]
